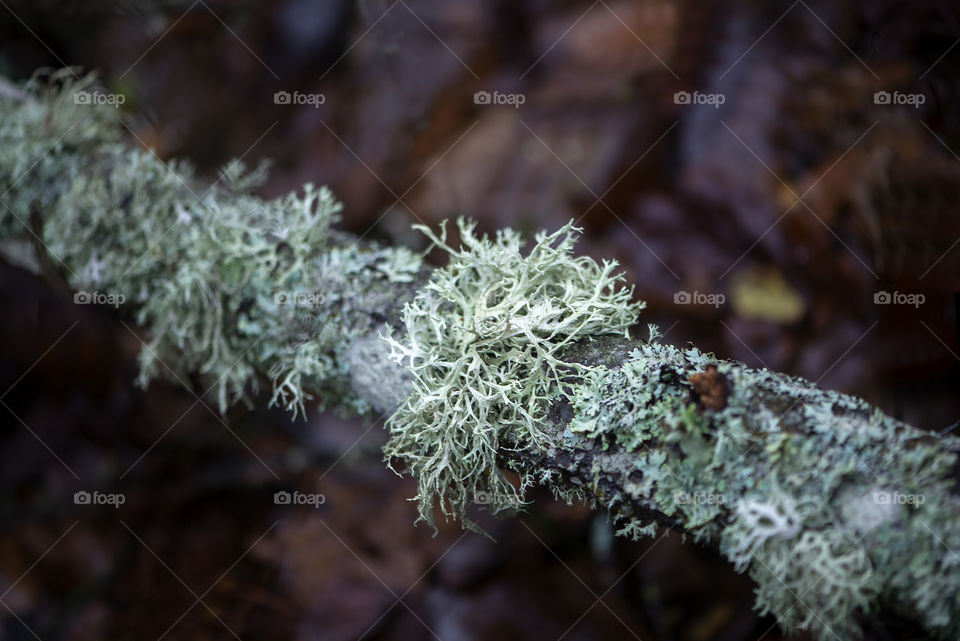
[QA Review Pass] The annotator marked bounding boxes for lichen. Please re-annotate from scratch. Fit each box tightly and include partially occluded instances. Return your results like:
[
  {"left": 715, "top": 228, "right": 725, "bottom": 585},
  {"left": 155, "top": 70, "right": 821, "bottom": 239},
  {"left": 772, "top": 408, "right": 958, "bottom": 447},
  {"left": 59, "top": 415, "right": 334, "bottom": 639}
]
[
  {"left": 382, "top": 218, "right": 643, "bottom": 531},
  {"left": 566, "top": 329, "right": 960, "bottom": 640},
  {"left": 4, "top": 69, "right": 960, "bottom": 641},
  {"left": 0, "top": 69, "right": 422, "bottom": 415}
]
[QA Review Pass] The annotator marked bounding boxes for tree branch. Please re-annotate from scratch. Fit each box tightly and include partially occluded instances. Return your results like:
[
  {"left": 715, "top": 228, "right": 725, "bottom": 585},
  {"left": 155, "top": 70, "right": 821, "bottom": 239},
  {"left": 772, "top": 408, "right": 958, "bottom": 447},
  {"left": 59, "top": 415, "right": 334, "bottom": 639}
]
[{"left": 2, "top": 71, "right": 958, "bottom": 641}]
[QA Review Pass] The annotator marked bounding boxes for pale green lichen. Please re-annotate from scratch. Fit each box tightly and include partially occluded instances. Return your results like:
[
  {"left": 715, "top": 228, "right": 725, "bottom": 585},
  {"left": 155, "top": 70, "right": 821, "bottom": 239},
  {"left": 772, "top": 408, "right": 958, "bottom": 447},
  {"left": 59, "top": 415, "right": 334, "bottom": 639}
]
[
  {"left": 5, "top": 69, "right": 960, "bottom": 640},
  {"left": 383, "top": 218, "right": 643, "bottom": 530},
  {"left": 0, "top": 69, "right": 422, "bottom": 415},
  {"left": 567, "top": 329, "right": 960, "bottom": 640}
]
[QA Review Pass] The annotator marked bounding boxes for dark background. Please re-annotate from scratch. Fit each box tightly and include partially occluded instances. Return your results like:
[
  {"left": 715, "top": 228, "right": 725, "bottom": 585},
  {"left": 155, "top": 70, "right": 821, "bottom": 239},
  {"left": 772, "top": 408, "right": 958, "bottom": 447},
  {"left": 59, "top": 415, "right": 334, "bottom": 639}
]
[{"left": 1, "top": 1, "right": 959, "bottom": 639}]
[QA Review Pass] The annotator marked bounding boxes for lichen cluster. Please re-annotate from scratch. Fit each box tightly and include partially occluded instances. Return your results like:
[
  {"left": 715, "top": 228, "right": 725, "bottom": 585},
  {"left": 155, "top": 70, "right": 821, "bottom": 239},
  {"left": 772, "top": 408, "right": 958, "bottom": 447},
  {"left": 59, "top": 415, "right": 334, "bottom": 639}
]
[
  {"left": 383, "top": 219, "right": 643, "bottom": 530},
  {"left": 0, "top": 69, "right": 421, "bottom": 414},
  {"left": 567, "top": 331, "right": 960, "bottom": 640},
  {"left": 4, "top": 69, "right": 960, "bottom": 640}
]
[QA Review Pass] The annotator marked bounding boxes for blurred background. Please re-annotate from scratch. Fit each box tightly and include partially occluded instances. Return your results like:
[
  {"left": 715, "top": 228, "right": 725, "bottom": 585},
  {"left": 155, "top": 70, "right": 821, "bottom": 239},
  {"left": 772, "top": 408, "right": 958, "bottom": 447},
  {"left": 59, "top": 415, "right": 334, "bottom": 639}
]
[{"left": 1, "top": 1, "right": 959, "bottom": 639}]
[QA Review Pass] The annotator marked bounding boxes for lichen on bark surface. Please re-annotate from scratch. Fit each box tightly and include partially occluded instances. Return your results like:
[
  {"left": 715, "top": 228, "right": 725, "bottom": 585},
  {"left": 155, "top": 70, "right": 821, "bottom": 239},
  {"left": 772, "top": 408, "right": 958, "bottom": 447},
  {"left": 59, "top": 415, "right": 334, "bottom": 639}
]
[{"left": 2, "top": 70, "right": 959, "bottom": 641}]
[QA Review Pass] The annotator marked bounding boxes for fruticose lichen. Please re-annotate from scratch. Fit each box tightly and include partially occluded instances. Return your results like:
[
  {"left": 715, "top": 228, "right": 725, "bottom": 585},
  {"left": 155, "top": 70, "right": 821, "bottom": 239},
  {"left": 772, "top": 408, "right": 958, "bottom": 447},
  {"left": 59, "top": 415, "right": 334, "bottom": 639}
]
[
  {"left": 5, "top": 69, "right": 960, "bottom": 641},
  {"left": 0, "top": 69, "right": 422, "bottom": 414},
  {"left": 382, "top": 218, "right": 643, "bottom": 530}
]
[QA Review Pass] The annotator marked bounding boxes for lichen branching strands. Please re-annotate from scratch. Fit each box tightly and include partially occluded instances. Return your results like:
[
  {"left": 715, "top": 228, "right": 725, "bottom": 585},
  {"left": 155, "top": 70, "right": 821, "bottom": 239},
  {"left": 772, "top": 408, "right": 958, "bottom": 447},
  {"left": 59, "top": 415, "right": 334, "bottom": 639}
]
[
  {"left": 382, "top": 219, "right": 643, "bottom": 531},
  {"left": 0, "top": 71, "right": 420, "bottom": 416}
]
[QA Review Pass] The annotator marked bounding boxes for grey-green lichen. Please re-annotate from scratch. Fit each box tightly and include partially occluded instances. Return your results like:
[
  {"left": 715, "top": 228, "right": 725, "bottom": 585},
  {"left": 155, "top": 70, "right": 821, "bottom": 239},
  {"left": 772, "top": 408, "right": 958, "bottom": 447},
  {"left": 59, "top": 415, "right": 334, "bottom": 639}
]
[
  {"left": 382, "top": 218, "right": 643, "bottom": 530},
  {"left": 566, "top": 329, "right": 960, "bottom": 640},
  {"left": 0, "top": 69, "right": 422, "bottom": 414},
  {"left": 5, "top": 69, "right": 960, "bottom": 640}
]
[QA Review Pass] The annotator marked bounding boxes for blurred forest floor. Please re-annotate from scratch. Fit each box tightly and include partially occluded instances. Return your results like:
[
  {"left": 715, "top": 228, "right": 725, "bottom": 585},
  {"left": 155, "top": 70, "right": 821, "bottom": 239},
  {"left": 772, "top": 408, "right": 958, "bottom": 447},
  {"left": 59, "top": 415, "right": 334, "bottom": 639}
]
[{"left": 1, "top": 1, "right": 959, "bottom": 639}]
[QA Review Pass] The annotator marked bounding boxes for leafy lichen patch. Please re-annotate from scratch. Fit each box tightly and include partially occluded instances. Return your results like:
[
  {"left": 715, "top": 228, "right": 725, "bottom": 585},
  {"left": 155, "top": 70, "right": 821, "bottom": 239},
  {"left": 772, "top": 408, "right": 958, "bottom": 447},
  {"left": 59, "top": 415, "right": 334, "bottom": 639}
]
[{"left": 566, "top": 332, "right": 960, "bottom": 640}]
